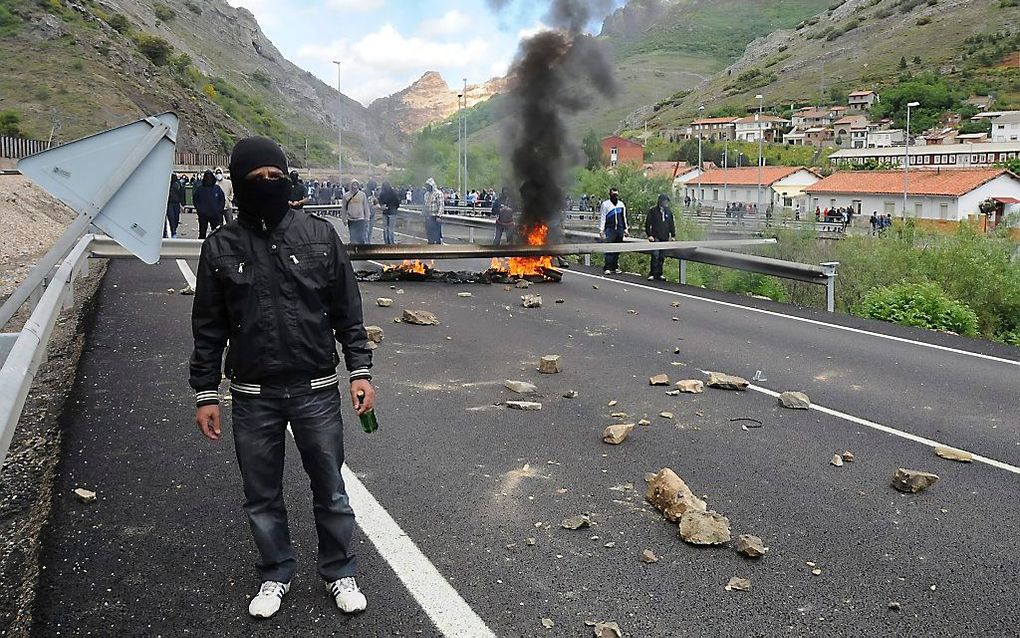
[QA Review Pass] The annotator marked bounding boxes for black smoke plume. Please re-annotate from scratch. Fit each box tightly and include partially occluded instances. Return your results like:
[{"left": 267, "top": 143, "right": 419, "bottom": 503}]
[{"left": 491, "top": 0, "right": 618, "bottom": 234}]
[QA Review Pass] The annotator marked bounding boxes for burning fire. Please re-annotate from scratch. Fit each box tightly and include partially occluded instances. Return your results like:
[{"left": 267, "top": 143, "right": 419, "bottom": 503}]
[
  {"left": 493, "top": 224, "right": 553, "bottom": 277},
  {"left": 385, "top": 259, "right": 432, "bottom": 275}
]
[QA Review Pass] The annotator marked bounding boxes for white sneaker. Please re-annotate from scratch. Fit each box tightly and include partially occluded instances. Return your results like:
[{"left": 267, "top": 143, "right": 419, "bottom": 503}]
[
  {"left": 647, "top": 276, "right": 655, "bottom": 281},
  {"left": 327, "top": 576, "right": 367, "bottom": 613},
  {"left": 248, "top": 580, "right": 290, "bottom": 618},
  {"left": 614, "top": 269, "right": 622, "bottom": 274},
  {"left": 604, "top": 269, "right": 612, "bottom": 275}
]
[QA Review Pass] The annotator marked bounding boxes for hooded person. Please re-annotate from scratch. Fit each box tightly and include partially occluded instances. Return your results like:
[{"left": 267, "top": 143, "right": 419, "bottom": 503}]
[
  {"left": 166, "top": 173, "right": 184, "bottom": 238},
  {"left": 193, "top": 169, "right": 226, "bottom": 239},
  {"left": 214, "top": 166, "right": 235, "bottom": 223},
  {"left": 343, "top": 179, "right": 372, "bottom": 244},
  {"left": 422, "top": 177, "right": 444, "bottom": 244},
  {"left": 288, "top": 170, "right": 309, "bottom": 209},
  {"left": 191, "top": 136, "right": 374, "bottom": 620},
  {"left": 644, "top": 193, "right": 675, "bottom": 281},
  {"left": 599, "top": 187, "right": 628, "bottom": 274},
  {"left": 376, "top": 181, "right": 401, "bottom": 245}
]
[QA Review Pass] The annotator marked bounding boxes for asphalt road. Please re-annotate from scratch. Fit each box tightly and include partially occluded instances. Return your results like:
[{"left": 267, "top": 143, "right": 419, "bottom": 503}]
[{"left": 31, "top": 213, "right": 1020, "bottom": 636}]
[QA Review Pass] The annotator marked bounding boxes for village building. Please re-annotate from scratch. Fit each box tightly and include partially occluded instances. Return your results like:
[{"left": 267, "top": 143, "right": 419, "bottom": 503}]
[
  {"left": 989, "top": 112, "right": 1020, "bottom": 143},
  {"left": 644, "top": 161, "right": 689, "bottom": 180},
  {"left": 733, "top": 115, "right": 789, "bottom": 142},
  {"left": 680, "top": 166, "right": 819, "bottom": 210},
  {"left": 833, "top": 115, "right": 872, "bottom": 149},
  {"left": 847, "top": 90, "right": 879, "bottom": 111},
  {"left": 791, "top": 106, "right": 840, "bottom": 128},
  {"left": 600, "top": 135, "right": 643, "bottom": 168},
  {"left": 802, "top": 168, "right": 1020, "bottom": 230},
  {"left": 688, "top": 117, "right": 739, "bottom": 141},
  {"left": 829, "top": 141, "right": 1020, "bottom": 168},
  {"left": 867, "top": 128, "right": 906, "bottom": 148}
]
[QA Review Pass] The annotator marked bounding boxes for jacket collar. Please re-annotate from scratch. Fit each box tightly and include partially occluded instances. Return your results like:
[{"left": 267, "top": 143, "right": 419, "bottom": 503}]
[{"left": 238, "top": 208, "right": 295, "bottom": 234}]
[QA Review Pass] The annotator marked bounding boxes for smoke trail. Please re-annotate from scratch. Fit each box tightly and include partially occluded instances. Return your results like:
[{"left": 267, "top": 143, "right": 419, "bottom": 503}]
[{"left": 491, "top": 0, "right": 618, "bottom": 233}]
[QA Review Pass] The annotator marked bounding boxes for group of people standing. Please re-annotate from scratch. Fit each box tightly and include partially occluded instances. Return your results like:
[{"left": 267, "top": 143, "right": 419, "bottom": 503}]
[{"left": 597, "top": 187, "right": 677, "bottom": 281}]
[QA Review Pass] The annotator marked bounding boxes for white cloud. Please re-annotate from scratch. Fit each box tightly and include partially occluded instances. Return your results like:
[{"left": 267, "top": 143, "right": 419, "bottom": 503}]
[
  {"left": 326, "top": 0, "right": 385, "bottom": 11},
  {"left": 418, "top": 9, "right": 474, "bottom": 38}
]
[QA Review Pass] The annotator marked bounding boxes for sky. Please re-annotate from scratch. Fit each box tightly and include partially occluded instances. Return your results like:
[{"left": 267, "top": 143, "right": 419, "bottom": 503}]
[{"left": 227, "top": 0, "right": 613, "bottom": 106}]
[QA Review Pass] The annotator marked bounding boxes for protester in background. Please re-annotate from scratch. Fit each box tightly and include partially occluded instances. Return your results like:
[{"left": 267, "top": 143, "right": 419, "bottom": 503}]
[
  {"left": 599, "top": 187, "right": 628, "bottom": 275},
  {"left": 214, "top": 167, "right": 235, "bottom": 223},
  {"left": 644, "top": 193, "right": 675, "bottom": 281},
  {"left": 423, "top": 178, "right": 444, "bottom": 244},
  {"left": 288, "top": 170, "right": 309, "bottom": 209},
  {"left": 492, "top": 187, "right": 516, "bottom": 245},
  {"left": 344, "top": 179, "right": 372, "bottom": 244},
  {"left": 377, "top": 181, "right": 401, "bottom": 245},
  {"left": 193, "top": 169, "right": 225, "bottom": 239},
  {"left": 166, "top": 173, "right": 184, "bottom": 238}
]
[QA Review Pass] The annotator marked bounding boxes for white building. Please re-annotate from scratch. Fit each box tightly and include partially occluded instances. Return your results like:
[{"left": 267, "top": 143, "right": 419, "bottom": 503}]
[
  {"left": 803, "top": 168, "right": 1020, "bottom": 224},
  {"left": 681, "top": 166, "right": 819, "bottom": 209},
  {"left": 867, "top": 129, "right": 906, "bottom": 148},
  {"left": 990, "top": 112, "right": 1020, "bottom": 143},
  {"left": 733, "top": 115, "right": 789, "bottom": 142},
  {"left": 829, "top": 141, "right": 1020, "bottom": 168},
  {"left": 848, "top": 90, "right": 879, "bottom": 111}
]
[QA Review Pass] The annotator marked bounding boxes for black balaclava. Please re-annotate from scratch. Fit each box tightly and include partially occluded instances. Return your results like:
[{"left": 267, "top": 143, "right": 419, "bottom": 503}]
[
  {"left": 201, "top": 170, "right": 215, "bottom": 187},
  {"left": 609, "top": 189, "right": 619, "bottom": 205},
  {"left": 229, "top": 136, "right": 291, "bottom": 227}
]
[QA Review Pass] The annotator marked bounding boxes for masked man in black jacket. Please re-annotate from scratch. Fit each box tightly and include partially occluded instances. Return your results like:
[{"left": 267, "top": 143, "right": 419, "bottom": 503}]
[
  {"left": 190, "top": 136, "right": 374, "bottom": 620},
  {"left": 644, "top": 193, "right": 676, "bottom": 281}
]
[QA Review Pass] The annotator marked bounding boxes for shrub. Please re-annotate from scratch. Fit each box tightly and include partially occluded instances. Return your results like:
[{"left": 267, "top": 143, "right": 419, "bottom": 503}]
[
  {"left": 250, "top": 68, "right": 272, "bottom": 88},
  {"left": 184, "top": 0, "right": 201, "bottom": 14},
  {"left": 170, "top": 52, "right": 192, "bottom": 74},
  {"left": 105, "top": 12, "right": 130, "bottom": 33},
  {"left": 132, "top": 32, "right": 173, "bottom": 65},
  {"left": 916, "top": 16, "right": 931, "bottom": 25},
  {"left": 856, "top": 282, "right": 979, "bottom": 335},
  {"left": 154, "top": 4, "right": 174, "bottom": 21},
  {"left": 0, "top": 110, "right": 23, "bottom": 136},
  {"left": 0, "top": 2, "right": 21, "bottom": 36}
]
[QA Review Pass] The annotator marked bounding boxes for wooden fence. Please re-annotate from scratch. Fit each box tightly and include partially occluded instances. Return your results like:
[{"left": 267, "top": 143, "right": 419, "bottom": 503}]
[{"left": 0, "top": 136, "right": 51, "bottom": 159}]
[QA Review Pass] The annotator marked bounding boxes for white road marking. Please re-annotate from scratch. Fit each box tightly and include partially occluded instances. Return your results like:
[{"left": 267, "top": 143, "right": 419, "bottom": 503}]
[
  {"left": 745, "top": 383, "right": 1020, "bottom": 475},
  {"left": 176, "top": 259, "right": 196, "bottom": 289},
  {"left": 568, "top": 269, "right": 1019, "bottom": 367}
]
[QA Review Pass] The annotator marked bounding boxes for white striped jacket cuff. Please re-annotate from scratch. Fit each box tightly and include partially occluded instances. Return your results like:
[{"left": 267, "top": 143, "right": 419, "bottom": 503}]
[{"left": 195, "top": 390, "right": 220, "bottom": 407}]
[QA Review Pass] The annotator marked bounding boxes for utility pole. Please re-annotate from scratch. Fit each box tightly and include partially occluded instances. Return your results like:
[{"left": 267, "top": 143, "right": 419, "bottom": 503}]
[
  {"left": 696, "top": 105, "right": 704, "bottom": 209},
  {"left": 904, "top": 101, "right": 919, "bottom": 219},
  {"left": 457, "top": 91, "right": 463, "bottom": 195},
  {"left": 756, "top": 94, "right": 764, "bottom": 215},
  {"left": 463, "top": 78, "right": 468, "bottom": 195},
  {"left": 333, "top": 61, "right": 342, "bottom": 185}
]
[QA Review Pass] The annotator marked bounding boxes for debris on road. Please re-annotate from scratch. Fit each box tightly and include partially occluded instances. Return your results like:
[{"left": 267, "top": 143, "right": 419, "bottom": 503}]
[
  {"left": 603, "top": 541, "right": 616, "bottom": 548},
  {"left": 887, "top": 601, "right": 901, "bottom": 611},
  {"left": 676, "top": 379, "right": 704, "bottom": 394},
  {"left": 811, "top": 568, "right": 823, "bottom": 576},
  {"left": 73, "top": 487, "right": 96, "bottom": 503},
  {"left": 178, "top": 286, "right": 195, "bottom": 296},
  {"left": 842, "top": 451, "right": 855, "bottom": 463},
  {"left": 679, "top": 510, "right": 731, "bottom": 545},
  {"left": 542, "top": 618, "right": 555, "bottom": 629},
  {"left": 627, "top": 309, "right": 638, "bottom": 315},
  {"left": 935, "top": 446, "right": 974, "bottom": 463},
  {"left": 671, "top": 302, "right": 680, "bottom": 307},
  {"left": 659, "top": 411, "right": 674, "bottom": 419},
  {"left": 539, "top": 355, "right": 562, "bottom": 374},
  {"left": 401, "top": 309, "right": 440, "bottom": 325},
  {"left": 561, "top": 515, "right": 591, "bottom": 530},
  {"left": 504, "top": 380, "right": 537, "bottom": 394},
  {"left": 649, "top": 374, "right": 670, "bottom": 386},
  {"left": 706, "top": 372, "right": 749, "bottom": 390},
  {"left": 645, "top": 468, "right": 706, "bottom": 522},
  {"left": 591, "top": 621, "right": 622, "bottom": 638},
  {"left": 376, "top": 297, "right": 393, "bottom": 307},
  {"left": 365, "top": 326, "right": 384, "bottom": 343},
  {"left": 592, "top": 284, "right": 599, "bottom": 289},
  {"left": 602, "top": 423, "right": 635, "bottom": 445},
  {"left": 666, "top": 390, "right": 680, "bottom": 396},
  {"left": 891, "top": 468, "right": 939, "bottom": 493},
  {"left": 458, "top": 291, "right": 473, "bottom": 298},
  {"left": 515, "top": 279, "right": 531, "bottom": 289},
  {"left": 521, "top": 294, "right": 543, "bottom": 308},
  {"left": 778, "top": 391, "right": 811, "bottom": 409},
  {"left": 165, "top": 288, "right": 175, "bottom": 294},
  {"left": 735, "top": 534, "right": 768, "bottom": 558},
  {"left": 725, "top": 576, "right": 751, "bottom": 592},
  {"left": 638, "top": 418, "right": 651, "bottom": 427},
  {"left": 830, "top": 454, "right": 844, "bottom": 467},
  {"left": 673, "top": 347, "right": 681, "bottom": 354},
  {"left": 562, "top": 390, "right": 578, "bottom": 399},
  {"left": 555, "top": 299, "right": 565, "bottom": 304},
  {"left": 506, "top": 401, "right": 542, "bottom": 411},
  {"left": 610, "top": 412, "right": 629, "bottom": 419},
  {"left": 396, "top": 289, "right": 405, "bottom": 294},
  {"left": 608, "top": 400, "right": 618, "bottom": 407},
  {"left": 640, "top": 549, "right": 659, "bottom": 563},
  {"left": 526, "top": 537, "right": 537, "bottom": 546}
]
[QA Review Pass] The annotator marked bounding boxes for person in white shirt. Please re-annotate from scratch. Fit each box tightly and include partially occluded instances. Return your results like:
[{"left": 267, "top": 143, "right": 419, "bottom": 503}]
[
  {"left": 599, "top": 187, "right": 628, "bottom": 274},
  {"left": 214, "top": 167, "right": 234, "bottom": 223}
]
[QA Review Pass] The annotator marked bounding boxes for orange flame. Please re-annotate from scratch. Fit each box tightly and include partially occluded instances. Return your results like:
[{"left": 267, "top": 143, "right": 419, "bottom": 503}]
[
  {"left": 507, "top": 224, "right": 553, "bottom": 277},
  {"left": 385, "top": 259, "right": 429, "bottom": 275}
]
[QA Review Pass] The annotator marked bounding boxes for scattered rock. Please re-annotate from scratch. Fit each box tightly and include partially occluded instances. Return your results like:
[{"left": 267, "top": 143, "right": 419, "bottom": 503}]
[
  {"left": 627, "top": 309, "right": 638, "bottom": 315},
  {"left": 506, "top": 401, "right": 542, "bottom": 411},
  {"left": 735, "top": 534, "right": 768, "bottom": 558},
  {"left": 555, "top": 299, "right": 565, "bottom": 304},
  {"left": 679, "top": 510, "right": 731, "bottom": 545},
  {"left": 891, "top": 468, "right": 939, "bottom": 493},
  {"left": 610, "top": 412, "right": 628, "bottom": 418},
  {"left": 592, "top": 284, "right": 599, "bottom": 289},
  {"left": 457, "top": 291, "right": 473, "bottom": 298},
  {"left": 637, "top": 418, "right": 651, "bottom": 427},
  {"left": 393, "top": 317, "right": 402, "bottom": 323},
  {"left": 830, "top": 454, "right": 844, "bottom": 467},
  {"left": 521, "top": 294, "right": 543, "bottom": 308},
  {"left": 401, "top": 309, "right": 440, "bottom": 325},
  {"left": 178, "top": 287, "right": 195, "bottom": 296},
  {"left": 504, "top": 380, "right": 537, "bottom": 394},
  {"left": 640, "top": 549, "right": 658, "bottom": 563},
  {"left": 649, "top": 374, "right": 670, "bottom": 386},
  {"left": 602, "top": 423, "right": 635, "bottom": 445},
  {"left": 673, "top": 347, "right": 681, "bottom": 354},
  {"left": 592, "top": 621, "right": 622, "bottom": 638},
  {"left": 366, "top": 341, "right": 378, "bottom": 351},
  {"left": 541, "top": 618, "right": 555, "bottom": 629},
  {"left": 672, "top": 316, "right": 679, "bottom": 322},
  {"left": 607, "top": 400, "right": 618, "bottom": 407},
  {"left": 396, "top": 288, "right": 405, "bottom": 295},
  {"left": 645, "top": 468, "right": 707, "bottom": 522},
  {"left": 603, "top": 541, "right": 615, "bottom": 548},
  {"left": 935, "top": 446, "right": 973, "bottom": 463},
  {"left": 778, "top": 391, "right": 811, "bottom": 409},
  {"left": 666, "top": 390, "right": 680, "bottom": 396},
  {"left": 376, "top": 297, "right": 393, "bottom": 307},
  {"left": 675, "top": 379, "right": 704, "bottom": 394},
  {"left": 671, "top": 302, "right": 680, "bottom": 307},
  {"left": 887, "top": 601, "right": 901, "bottom": 611},
  {"left": 526, "top": 537, "right": 536, "bottom": 546},
  {"left": 73, "top": 487, "right": 96, "bottom": 503},
  {"left": 365, "top": 326, "right": 384, "bottom": 343},
  {"left": 706, "top": 372, "right": 749, "bottom": 390},
  {"left": 515, "top": 279, "right": 532, "bottom": 289},
  {"left": 842, "top": 451, "right": 855, "bottom": 463},
  {"left": 562, "top": 390, "right": 578, "bottom": 398},
  {"left": 539, "top": 355, "right": 562, "bottom": 374},
  {"left": 811, "top": 569, "right": 823, "bottom": 576},
  {"left": 725, "top": 576, "right": 751, "bottom": 592},
  {"left": 561, "top": 515, "right": 591, "bottom": 530},
  {"left": 659, "top": 411, "right": 674, "bottom": 419},
  {"left": 166, "top": 288, "right": 175, "bottom": 294}
]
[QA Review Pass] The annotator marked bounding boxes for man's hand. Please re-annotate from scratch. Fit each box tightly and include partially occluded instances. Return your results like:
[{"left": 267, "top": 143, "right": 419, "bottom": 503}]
[
  {"left": 647, "top": 236, "right": 655, "bottom": 242},
  {"left": 598, "top": 231, "right": 605, "bottom": 241},
  {"left": 350, "top": 379, "right": 375, "bottom": 416},
  {"left": 196, "top": 405, "right": 221, "bottom": 441}
]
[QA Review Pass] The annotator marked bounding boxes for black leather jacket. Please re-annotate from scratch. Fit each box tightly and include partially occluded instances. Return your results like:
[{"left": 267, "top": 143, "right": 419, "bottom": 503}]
[{"left": 189, "top": 209, "right": 372, "bottom": 406}]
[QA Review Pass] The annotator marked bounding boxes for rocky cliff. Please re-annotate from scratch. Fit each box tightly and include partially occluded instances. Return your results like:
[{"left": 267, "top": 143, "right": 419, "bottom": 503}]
[{"left": 369, "top": 71, "right": 507, "bottom": 134}]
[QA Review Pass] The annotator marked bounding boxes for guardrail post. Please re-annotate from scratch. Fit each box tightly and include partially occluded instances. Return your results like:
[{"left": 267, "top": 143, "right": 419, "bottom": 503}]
[
  {"left": 584, "top": 253, "right": 591, "bottom": 266},
  {"left": 820, "top": 261, "right": 839, "bottom": 312},
  {"left": 469, "top": 226, "right": 475, "bottom": 243},
  {"left": 679, "top": 259, "right": 687, "bottom": 285}
]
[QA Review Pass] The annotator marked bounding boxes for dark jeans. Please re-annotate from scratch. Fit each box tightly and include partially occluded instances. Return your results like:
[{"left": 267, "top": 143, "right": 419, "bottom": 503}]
[
  {"left": 165, "top": 202, "right": 181, "bottom": 238},
  {"left": 383, "top": 212, "right": 397, "bottom": 245},
  {"left": 425, "top": 215, "right": 443, "bottom": 244},
  {"left": 198, "top": 214, "right": 222, "bottom": 239},
  {"left": 493, "top": 223, "right": 514, "bottom": 245},
  {"left": 232, "top": 388, "right": 357, "bottom": 583},
  {"left": 603, "top": 227, "right": 625, "bottom": 271},
  {"left": 347, "top": 219, "right": 369, "bottom": 244},
  {"left": 649, "top": 249, "right": 665, "bottom": 279}
]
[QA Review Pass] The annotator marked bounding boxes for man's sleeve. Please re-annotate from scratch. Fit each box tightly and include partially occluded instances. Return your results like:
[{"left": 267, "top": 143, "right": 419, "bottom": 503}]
[
  {"left": 622, "top": 203, "right": 629, "bottom": 231},
  {"left": 329, "top": 232, "right": 372, "bottom": 382},
  {"left": 599, "top": 202, "right": 608, "bottom": 232},
  {"left": 669, "top": 212, "right": 676, "bottom": 237},
  {"left": 644, "top": 209, "right": 652, "bottom": 237},
  {"left": 189, "top": 243, "right": 228, "bottom": 406}
]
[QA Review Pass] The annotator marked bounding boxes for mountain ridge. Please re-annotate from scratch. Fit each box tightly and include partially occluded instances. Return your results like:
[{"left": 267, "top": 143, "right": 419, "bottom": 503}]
[{"left": 368, "top": 71, "right": 507, "bottom": 134}]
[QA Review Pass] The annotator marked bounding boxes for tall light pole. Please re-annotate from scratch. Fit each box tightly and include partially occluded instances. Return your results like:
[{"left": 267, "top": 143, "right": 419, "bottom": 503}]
[
  {"left": 904, "top": 101, "right": 919, "bottom": 219},
  {"left": 723, "top": 139, "right": 729, "bottom": 210},
  {"left": 332, "top": 61, "right": 342, "bottom": 185},
  {"left": 696, "top": 105, "right": 704, "bottom": 209},
  {"left": 463, "top": 78, "right": 468, "bottom": 195},
  {"left": 456, "top": 92, "right": 463, "bottom": 196},
  {"left": 755, "top": 94, "right": 764, "bottom": 215}
]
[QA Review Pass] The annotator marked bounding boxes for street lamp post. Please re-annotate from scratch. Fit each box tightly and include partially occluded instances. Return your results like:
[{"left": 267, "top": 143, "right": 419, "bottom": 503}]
[
  {"left": 696, "top": 105, "right": 704, "bottom": 212},
  {"left": 904, "top": 101, "right": 919, "bottom": 220},
  {"left": 332, "top": 61, "right": 342, "bottom": 186},
  {"left": 462, "top": 78, "right": 468, "bottom": 196},
  {"left": 755, "top": 94, "right": 764, "bottom": 216},
  {"left": 457, "top": 92, "right": 463, "bottom": 196}
]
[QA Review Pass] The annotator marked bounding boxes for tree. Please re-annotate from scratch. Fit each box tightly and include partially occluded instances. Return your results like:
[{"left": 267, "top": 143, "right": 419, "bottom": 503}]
[
  {"left": 582, "top": 129, "right": 603, "bottom": 170},
  {"left": 0, "top": 110, "right": 23, "bottom": 137},
  {"left": 899, "top": 56, "right": 908, "bottom": 70},
  {"left": 870, "top": 73, "right": 958, "bottom": 133}
]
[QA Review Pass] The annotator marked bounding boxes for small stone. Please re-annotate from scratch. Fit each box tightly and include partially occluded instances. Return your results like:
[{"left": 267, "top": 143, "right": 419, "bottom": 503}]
[
  {"left": 166, "top": 288, "right": 175, "bottom": 294},
  {"left": 73, "top": 487, "right": 97, "bottom": 503},
  {"left": 396, "top": 288, "right": 405, "bottom": 294},
  {"left": 602, "top": 423, "right": 635, "bottom": 445},
  {"left": 735, "top": 534, "right": 768, "bottom": 558},
  {"left": 365, "top": 326, "right": 384, "bottom": 343},
  {"left": 592, "top": 621, "right": 622, "bottom": 638},
  {"left": 778, "top": 391, "right": 811, "bottom": 409},
  {"left": 645, "top": 468, "right": 706, "bottom": 522},
  {"left": 675, "top": 379, "right": 704, "bottom": 393},
  {"left": 666, "top": 390, "right": 680, "bottom": 396},
  {"left": 541, "top": 618, "right": 555, "bottom": 629},
  {"left": 561, "top": 515, "right": 591, "bottom": 530},
  {"left": 603, "top": 541, "right": 615, "bottom": 548},
  {"left": 725, "top": 576, "right": 751, "bottom": 592},
  {"left": 627, "top": 309, "right": 637, "bottom": 314},
  {"left": 515, "top": 279, "right": 531, "bottom": 289},
  {"left": 706, "top": 372, "right": 749, "bottom": 390},
  {"left": 649, "top": 374, "right": 670, "bottom": 386},
  {"left": 671, "top": 301, "right": 680, "bottom": 307},
  {"left": 935, "top": 446, "right": 973, "bottom": 463},
  {"left": 637, "top": 418, "right": 651, "bottom": 426},
  {"left": 888, "top": 601, "right": 901, "bottom": 611},
  {"left": 672, "top": 316, "right": 679, "bottom": 322},
  {"left": 607, "top": 400, "right": 618, "bottom": 407},
  {"left": 610, "top": 412, "right": 628, "bottom": 419},
  {"left": 562, "top": 390, "right": 578, "bottom": 399},
  {"left": 555, "top": 299, "right": 565, "bottom": 304},
  {"left": 179, "top": 286, "right": 195, "bottom": 296},
  {"left": 521, "top": 294, "right": 542, "bottom": 308},
  {"left": 457, "top": 291, "right": 473, "bottom": 298},
  {"left": 592, "top": 284, "right": 599, "bottom": 289},
  {"left": 891, "top": 468, "right": 939, "bottom": 493},
  {"left": 659, "top": 411, "right": 674, "bottom": 419},
  {"left": 401, "top": 309, "right": 439, "bottom": 325},
  {"left": 830, "top": 454, "right": 844, "bottom": 467},
  {"left": 504, "top": 285, "right": 512, "bottom": 291},
  {"left": 812, "top": 569, "right": 822, "bottom": 576},
  {"left": 506, "top": 401, "right": 542, "bottom": 411},
  {"left": 366, "top": 341, "right": 378, "bottom": 350},
  {"left": 376, "top": 297, "right": 393, "bottom": 307},
  {"left": 679, "top": 510, "right": 731, "bottom": 545},
  {"left": 842, "top": 451, "right": 855, "bottom": 462},
  {"left": 504, "top": 380, "right": 537, "bottom": 394},
  {"left": 393, "top": 317, "right": 402, "bottom": 323},
  {"left": 526, "top": 537, "right": 536, "bottom": 546},
  {"left": 640, "top": 549, "right": 659, "bottom": 563},
  {"left": 390, "top": 285, "right": 397, "bottom": 289},
  {"left": 673, "top": 347, "right": 681, "bottom": 354},
  {"left": 539, "top": 355, "right": 562, "bottom": 374}
]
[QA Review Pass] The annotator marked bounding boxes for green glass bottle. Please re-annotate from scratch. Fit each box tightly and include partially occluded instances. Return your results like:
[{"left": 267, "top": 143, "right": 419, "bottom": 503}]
[{"left": 356, "top": 391, "right": 378, "bottom": 433}]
